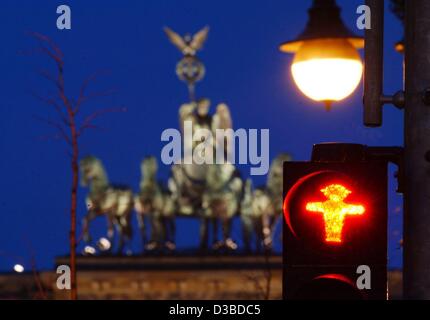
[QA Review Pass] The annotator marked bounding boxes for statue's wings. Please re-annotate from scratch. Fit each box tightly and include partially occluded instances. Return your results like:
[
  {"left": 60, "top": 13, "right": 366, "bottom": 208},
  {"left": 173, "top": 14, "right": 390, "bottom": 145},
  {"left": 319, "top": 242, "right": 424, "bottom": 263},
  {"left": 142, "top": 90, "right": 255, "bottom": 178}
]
[
  {"left": 164, "top": 26, "right": 187, "bottom": 52},
  {"left": 190, "top": 26, "right": 209, "bottom": 51}
]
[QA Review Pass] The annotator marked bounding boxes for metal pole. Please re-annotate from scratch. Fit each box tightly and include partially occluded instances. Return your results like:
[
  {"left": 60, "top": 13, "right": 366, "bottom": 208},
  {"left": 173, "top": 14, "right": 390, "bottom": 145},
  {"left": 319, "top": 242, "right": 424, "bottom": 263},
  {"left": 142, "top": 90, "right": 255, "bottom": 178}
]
[
  {"left": 403, "top": 0, "right": 430, "bottom": 299},
  {"left": 364, "top": 0, "right": 384, "bottom": 127}
]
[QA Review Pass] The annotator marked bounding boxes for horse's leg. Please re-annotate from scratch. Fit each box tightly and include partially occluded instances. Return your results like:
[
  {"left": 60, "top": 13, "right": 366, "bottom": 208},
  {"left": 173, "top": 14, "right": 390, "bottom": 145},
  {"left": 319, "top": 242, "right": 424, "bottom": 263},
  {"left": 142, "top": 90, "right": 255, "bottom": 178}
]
[
  {"left": 106, "top": 215, "right": 114, "bottom": 242},
  {"left": 212, "top": 217, "right": 220, "bottom": 248},
  {"left": 169, "top": 217, "right": 176, "bottom": 245},
  {"left": 223, "top": 219, "right": 237, "bottom": 250},
  {"left": 136, "top": 213, "right": 147, "bottom": 252},
  {"left": 82, "top": 209, "right": 97, "bottom": 243},
  {"left": 117, "top": 232, "right": 124, "bottom": 255},
  {"left": 164, "top": 216, "right": 176, "bottom": 250},
  {"left": 262, "top": 213, "right": 272, "bottom": 250},
  {"left": 222, "top": 218, "right": 230, "bottom": 243},
  {"left": 115, "top": 217, "right": 126, "bottom": 255},
  {"left": 242, "top": 216, "right": 253, "bottom": 253},
  {"left": 269, "top": 214, "right": 281, "bottom": 245},
  {"left": 159, "top": 216, "right": 167, "bottom": 248},
  {"left": 122, "top": 214, "right": 133, "bottom": 254},
  {"left": 254, "top": 217, "right": 264, "bottom": 253},
  {"left": 149, "top": 213, "right": 162, "bottom": 250},
  {"left": 199, "top": 217, "right": 209, "bottom": 250},
  {"left": 157, "top": 214, "right": 165, "bottom": 249}
]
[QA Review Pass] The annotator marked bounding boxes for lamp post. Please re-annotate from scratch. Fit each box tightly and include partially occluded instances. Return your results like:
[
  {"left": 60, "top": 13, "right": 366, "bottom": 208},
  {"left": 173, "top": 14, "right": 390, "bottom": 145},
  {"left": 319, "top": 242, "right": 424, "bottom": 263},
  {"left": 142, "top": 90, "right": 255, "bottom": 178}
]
[
  {"left": 281, "top": 0, "right": 430, "bottom": 299},
  {"left": 364, "top": 0, "right": 430, "bottom": 299},
  {"left": 402, "top": 0, "right": 430, "bottom": 299},
  {"left": 280, "top": 0, "right": 364, "bottom": 111}
]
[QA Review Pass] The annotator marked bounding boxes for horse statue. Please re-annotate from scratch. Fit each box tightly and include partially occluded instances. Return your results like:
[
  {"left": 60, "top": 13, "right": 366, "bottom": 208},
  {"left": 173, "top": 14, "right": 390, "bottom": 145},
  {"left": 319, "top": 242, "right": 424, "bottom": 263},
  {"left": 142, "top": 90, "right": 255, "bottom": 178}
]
[
  {"left": 135, "top": 156, "right": 176, "bottom": 252},
  {"left": 201, "top": 162, "right": 243, "bottom": 250},
  {"left": 241, "top": 153, "right": 292, "bottom": 252},
  {"left": 241, "top": 179, "right": 271, "bottom": 252},
  {"left": 80, "top": 156, "right": 134, "bottom": 254},
  {"left": 266, "top": 153, "right": 292, "bottom": 241}
]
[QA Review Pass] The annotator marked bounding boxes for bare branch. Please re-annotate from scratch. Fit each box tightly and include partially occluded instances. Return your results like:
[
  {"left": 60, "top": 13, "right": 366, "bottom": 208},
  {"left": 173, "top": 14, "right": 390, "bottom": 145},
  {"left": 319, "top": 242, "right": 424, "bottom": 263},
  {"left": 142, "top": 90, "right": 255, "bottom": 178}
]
[
  {"left": 24, "top": 32, "right": 64, "bottom": 69},
  {"left": 17, "top": 47, "right": 49, "bottom": 57},
  {"left": 74, "top": 88, "right": 118, "bottom": 114},
  {"left": 33, "top": 115, "right": 72, "bottom": 146},
  {"left": 77, "top": 107, "right": 126, "bottom": 136},
  {"left": 78, "top": 123, "right": 106, "bottom": 136},
  {"left": 36, "top": 133, "right": 66, "bottom": 143},
  {"left": 76, "top": 230, "right": 85, "bottom": 244},
  {"left": 27, "top": 31, "right": 64, "bottom": 61},
  {"left": 29, "top": 45, "right": 64, "bottom": 67},
  {"left": 30, "top": 91, "right": 70, "bottom": 126},
  {"left": 74, "top": 70, "right": 112, "bottom": 114},
  {"left": 36, "top": 68, "right": 61, "bottom": 89},
  {"left": 22, "top": 236, "right": 47, "bottom": 300}
]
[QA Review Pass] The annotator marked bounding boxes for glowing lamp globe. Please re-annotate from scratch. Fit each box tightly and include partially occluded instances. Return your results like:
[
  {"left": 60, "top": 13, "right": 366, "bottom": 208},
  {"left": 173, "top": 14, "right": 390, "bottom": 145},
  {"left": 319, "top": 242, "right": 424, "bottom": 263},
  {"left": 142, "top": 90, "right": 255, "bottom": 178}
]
[
  {"left": 14, "top": 264, "right": 24, "bottom": 273},
  {"left": 280, "top": 0, "right": 364, "bottom": 110},
  {"left": 291, "top": 39, "right": 363, "bottom": 105}
]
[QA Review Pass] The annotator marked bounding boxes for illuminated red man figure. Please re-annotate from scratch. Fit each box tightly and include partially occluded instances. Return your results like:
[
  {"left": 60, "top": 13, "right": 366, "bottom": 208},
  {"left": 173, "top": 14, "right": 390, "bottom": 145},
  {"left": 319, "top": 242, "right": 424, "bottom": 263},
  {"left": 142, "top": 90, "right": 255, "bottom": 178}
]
[{"left": 306, "top": 184, "right": 365, "bottom": 243}]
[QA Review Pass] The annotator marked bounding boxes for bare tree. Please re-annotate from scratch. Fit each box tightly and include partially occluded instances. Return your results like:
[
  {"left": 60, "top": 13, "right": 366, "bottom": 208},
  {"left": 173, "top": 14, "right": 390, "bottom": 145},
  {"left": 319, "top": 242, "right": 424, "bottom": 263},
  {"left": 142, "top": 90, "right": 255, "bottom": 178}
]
[
  {"left": 27, "top": 32, "right": 124, "bottom": 300},
  {"left": 243, "top": 250, "right": 273, "bottom": 300}
]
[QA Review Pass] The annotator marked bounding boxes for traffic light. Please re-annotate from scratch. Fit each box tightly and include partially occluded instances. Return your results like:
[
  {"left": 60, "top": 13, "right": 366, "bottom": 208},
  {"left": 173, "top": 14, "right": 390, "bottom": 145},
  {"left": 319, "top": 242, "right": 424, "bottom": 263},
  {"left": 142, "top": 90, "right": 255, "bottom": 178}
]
[{"left": 283, "top": 144, "right": 388, "bottom": 300}]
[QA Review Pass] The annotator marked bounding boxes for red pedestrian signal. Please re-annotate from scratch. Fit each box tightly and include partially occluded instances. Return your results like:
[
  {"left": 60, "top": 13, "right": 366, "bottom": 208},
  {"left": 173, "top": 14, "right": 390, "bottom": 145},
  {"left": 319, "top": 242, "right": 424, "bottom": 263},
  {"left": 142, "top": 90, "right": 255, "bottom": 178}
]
[
  {"left": 305, "top": 183, "right": 365, "bottom": 243},
  {"left": 283, "top": 154, "right": 388, "bottom": 300}
]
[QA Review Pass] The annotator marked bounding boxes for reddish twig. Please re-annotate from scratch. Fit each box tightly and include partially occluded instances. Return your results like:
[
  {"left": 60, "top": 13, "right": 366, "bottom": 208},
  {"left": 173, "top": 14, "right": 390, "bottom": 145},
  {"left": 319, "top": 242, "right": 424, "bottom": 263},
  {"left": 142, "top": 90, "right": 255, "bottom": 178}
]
[
  {"left": 77, "top": 107, "right": 126, "bottom": 136},
  {"left": 74, "top": 70, "right": 112, "bottom": 114},
  {"left": 33, "top": 115, "right": 72, "bottom": 146},
  {"left": 21, "top": 237, "right": 47, "bottom": 300},
  {"left": 28, "top": 31, "right": 64, "bottom": 59},
  {"left": 30, "top": 91, "right": 69, "bottom": 125}
]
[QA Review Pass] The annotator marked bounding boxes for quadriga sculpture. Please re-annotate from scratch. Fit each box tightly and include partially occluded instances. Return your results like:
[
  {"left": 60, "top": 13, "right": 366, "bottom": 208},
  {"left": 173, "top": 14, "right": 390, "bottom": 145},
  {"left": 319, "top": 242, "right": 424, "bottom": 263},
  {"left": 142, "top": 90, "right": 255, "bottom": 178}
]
[
  {"left": 80, "top": 156, "right": 134, "bottom": 254},
  {"left": 135, "top": 156, "right": 176, "bottom": 252}
]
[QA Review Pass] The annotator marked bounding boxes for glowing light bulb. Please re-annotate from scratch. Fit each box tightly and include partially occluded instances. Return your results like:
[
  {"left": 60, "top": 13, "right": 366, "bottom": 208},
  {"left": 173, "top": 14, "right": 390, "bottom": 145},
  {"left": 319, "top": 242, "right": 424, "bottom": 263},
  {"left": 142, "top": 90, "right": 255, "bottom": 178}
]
[
  {"left": 97, "top": 237, "right": 111, "bottom": 251},
  {"left": 291, "top": 39, "right": 363, "bottom": 105},
  {"left": 14, "top": 264, "right": 24, "bottom": 273},
  {"left": 84, "top": 246, "right": 96, "bottom": 255}
]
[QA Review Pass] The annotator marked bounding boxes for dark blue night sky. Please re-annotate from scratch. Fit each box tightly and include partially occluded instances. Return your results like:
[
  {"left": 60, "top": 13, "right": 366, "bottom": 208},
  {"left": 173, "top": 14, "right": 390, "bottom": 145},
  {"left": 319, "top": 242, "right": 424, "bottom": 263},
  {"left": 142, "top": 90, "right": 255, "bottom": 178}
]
[{"left": 0, "top": 0, "right": 403, "bottom": 271}]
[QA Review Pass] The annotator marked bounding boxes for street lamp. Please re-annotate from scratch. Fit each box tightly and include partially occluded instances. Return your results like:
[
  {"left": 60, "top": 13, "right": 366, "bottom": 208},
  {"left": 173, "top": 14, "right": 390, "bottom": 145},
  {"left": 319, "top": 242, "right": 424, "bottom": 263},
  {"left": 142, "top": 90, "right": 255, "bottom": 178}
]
[{"left": 280, "top": 0, "right": 364, "bottom": 110}]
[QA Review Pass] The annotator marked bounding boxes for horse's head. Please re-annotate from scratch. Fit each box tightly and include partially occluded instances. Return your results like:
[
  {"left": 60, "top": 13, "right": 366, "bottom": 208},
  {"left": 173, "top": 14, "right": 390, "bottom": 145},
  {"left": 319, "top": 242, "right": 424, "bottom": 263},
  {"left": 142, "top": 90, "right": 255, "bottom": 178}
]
[
  {"left": 141, "top": 156, "right": 158, "bottom": 181},
  {"left": 270, "top": 153, "right": 292, "bottom": 175},
  {"left": 80, "top": 155, "right": 107, "bottom": 187},
  {"left": 268, "top": 153, "right": 292, "bottom": 188}
]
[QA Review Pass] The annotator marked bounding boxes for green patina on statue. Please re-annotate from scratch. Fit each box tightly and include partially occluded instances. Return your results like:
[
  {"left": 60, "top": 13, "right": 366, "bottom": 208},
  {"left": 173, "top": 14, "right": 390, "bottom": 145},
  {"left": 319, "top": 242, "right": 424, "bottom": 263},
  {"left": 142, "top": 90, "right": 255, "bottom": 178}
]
[
  {"left": 79, "top": 153, "right": 291, "bottom": 254},
  {"left": 78, "top": 26, "right": 292, "bottom": 255},
  {"left": 241, "top": 153, "right": 292, "bottom": 252},
  {"left": 201, "top": 162, "right": 243, "bottom": 250},
  {"left": 135, "top": 156, "right": 176, "bottom": 251},
  {"left": 80, "top": 156, "right": 134, "bottom": 254}
]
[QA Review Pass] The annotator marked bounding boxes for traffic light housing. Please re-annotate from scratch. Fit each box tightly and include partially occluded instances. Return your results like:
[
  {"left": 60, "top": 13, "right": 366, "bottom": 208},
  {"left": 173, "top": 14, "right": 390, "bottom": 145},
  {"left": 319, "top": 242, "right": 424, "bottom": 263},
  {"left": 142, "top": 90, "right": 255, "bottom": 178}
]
[{"left": 283, "top": 144, "right": 388, "bottom": 300}]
